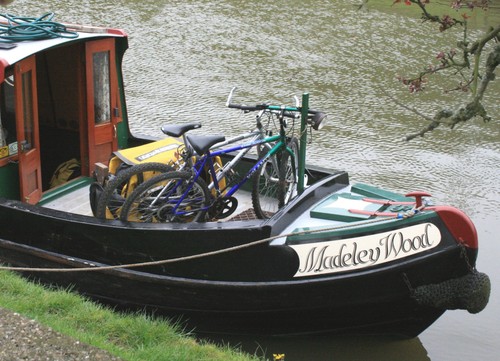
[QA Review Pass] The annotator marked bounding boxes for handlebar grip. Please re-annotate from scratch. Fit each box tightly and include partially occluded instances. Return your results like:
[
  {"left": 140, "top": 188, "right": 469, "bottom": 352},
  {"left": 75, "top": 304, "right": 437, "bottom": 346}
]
[
  {"left": 227, "top": 101, "right": 306, "bottom": 119},
  {"left": 227, "top": 103, "right": 267, "bottom": 112},
  {"left": 282, "top": 110, "right": 300, "bottom": 119}
]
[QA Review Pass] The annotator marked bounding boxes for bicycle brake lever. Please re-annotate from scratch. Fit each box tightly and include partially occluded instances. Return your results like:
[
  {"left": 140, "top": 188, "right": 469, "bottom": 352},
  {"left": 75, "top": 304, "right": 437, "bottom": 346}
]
[{"left": 226, "top": 87, "right": 237, "bottom": 107}]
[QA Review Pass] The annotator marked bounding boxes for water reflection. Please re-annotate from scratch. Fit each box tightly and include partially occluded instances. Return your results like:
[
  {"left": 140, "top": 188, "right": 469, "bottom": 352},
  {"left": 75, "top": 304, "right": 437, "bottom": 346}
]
[{"left": 203, "top": 334, "right": 430, "bottom": 361}]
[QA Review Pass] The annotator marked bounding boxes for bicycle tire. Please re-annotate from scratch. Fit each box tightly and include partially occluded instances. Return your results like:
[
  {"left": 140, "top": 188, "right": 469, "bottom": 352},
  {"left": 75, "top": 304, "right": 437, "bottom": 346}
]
[
  {"left": 279, "top": 137, "right": 299, "bottom": 206},
  {"left": 251, "top": 149, "right": 283, "bottom": 219},
  {"left": 251, "top": 137, "right": 299, "bottom": 219},
  {"left": 95, "top": 162, "right": 172, "bottom": 220},
  {"left": 120, "top": 171, "right": 210, "bottom": 223}
]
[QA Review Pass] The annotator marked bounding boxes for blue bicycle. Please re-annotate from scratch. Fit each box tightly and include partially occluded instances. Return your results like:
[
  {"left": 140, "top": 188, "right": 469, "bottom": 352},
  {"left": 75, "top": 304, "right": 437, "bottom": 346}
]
[{"left": 119, "top": 94, "right": 326, "bottom": 223}]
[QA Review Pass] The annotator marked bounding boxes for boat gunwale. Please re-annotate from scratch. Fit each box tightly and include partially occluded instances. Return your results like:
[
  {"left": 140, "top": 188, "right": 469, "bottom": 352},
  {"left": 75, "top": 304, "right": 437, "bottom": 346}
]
[{"left": 0, "top": 223, "right": 466, "bottom": 289}]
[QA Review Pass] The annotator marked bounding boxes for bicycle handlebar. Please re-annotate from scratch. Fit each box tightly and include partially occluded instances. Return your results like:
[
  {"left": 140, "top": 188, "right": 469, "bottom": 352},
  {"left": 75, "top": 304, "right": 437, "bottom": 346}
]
[{"left": 226, "top": 87, "right": 327, "bottom": 128}]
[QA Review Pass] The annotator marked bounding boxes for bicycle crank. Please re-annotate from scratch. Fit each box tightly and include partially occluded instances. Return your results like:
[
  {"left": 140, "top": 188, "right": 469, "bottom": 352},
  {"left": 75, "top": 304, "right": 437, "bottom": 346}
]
[{"left": 210, "top": 197, "right": 238, "bottom": 220}]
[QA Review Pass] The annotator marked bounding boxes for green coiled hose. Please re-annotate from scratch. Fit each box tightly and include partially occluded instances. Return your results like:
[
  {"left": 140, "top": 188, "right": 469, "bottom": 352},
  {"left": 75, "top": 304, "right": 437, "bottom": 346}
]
[{"left": 0, "top": 12, "right": 78, "bottom": 42}]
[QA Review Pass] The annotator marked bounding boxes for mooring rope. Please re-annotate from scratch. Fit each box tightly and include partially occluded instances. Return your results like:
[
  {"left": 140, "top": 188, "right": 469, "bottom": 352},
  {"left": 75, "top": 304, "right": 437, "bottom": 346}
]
[
  {"left": 0, "top": 214, "right": 408, "bottom": 273},
  {"left": 0, "top": 13, "right": 78, "bottom": 43}
]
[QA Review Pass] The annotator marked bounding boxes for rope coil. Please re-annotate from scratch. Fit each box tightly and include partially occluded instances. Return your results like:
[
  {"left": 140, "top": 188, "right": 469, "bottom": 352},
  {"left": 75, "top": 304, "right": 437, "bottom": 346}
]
[{"left": 0, "top": 13, "right": 79, "bottom": 43}]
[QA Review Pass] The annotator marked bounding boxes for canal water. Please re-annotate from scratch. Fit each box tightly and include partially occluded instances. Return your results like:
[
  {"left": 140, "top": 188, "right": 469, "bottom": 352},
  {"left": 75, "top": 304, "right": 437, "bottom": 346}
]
[{"left": 6, "top": 0, "right": 499, "bottom": 360}]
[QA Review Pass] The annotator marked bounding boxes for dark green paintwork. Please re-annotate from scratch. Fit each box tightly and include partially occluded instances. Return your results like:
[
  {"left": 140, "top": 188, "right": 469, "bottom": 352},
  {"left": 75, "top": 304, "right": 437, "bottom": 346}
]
[
  {"left": 286, "top": 211, "right": 437, "bottom": 244},
  {"left": 0, "top": 163, "right": 19, "bottom": 200},
  {"left": 352, "top": 183, "right": 414, "bottom": 202},
  {"left": 37, "top": 177, "right": 94, "bottom": 206}
]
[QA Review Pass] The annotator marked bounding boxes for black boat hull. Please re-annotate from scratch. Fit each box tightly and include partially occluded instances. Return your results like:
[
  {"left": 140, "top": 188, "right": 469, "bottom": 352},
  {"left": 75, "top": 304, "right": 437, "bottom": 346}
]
[
  {"left": 0, "top": 172, "right": 488, "bottom": 337},
  {"left": 0, "top": 238, "right": 449, "bottom": 337}
]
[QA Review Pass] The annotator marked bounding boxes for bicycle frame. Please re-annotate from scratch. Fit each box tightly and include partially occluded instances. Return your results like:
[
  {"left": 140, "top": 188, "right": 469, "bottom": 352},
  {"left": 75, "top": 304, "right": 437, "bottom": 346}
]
[
  {"left": 207, "top": 129, "right": 265, "bottom": 188},
  {"left": 149, "top": 89, "right": 319, "bottom": 219},
  {"left": 115, "top": 90, "right": 325, "bottom": 222},
  {"left": 177, "top": 109, "right": 272, "bottom": 175},
  {"left": 169, "top": 132, "right": 295, "bottom": 216}
]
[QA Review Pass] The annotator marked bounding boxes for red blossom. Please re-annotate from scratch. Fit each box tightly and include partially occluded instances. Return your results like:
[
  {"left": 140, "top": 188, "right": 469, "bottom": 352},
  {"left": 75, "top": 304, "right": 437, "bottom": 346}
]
[{"left": 396, "top": 75, "right": 427, "bottom": 93}]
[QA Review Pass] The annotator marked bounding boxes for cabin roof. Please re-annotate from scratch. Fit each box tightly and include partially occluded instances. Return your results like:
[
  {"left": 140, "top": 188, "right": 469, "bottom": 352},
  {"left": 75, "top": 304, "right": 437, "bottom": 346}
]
[{"left": 0, "top": 27, "right": 127, "bottom": 68}]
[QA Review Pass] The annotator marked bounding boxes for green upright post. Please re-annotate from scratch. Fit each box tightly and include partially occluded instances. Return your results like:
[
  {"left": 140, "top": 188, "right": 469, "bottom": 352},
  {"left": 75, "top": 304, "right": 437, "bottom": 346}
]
[{"left": 298, "top": 93, "right": 309, "bottom": 194}]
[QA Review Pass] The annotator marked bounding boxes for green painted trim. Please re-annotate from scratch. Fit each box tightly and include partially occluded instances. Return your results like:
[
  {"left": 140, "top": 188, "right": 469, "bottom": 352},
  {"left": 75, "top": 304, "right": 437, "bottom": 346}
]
[
  {"left": 38, "top": 177, "right": 94, "bottom": 206},
  {"left": 286, "top": 211, "right": 437, "bottom": 243},
  {"left": 310, "top": 193, "right": 382, "bottom": 222},
  {"left": 298, "top": 93, "right": 309, "bottom": 194},
  {"left": 0, "top": 163, "right": 20, "bottom": 200},
  {"left": 351, "top": 183, "right": 413, "bottom": 202},
  {"left": 115, "top": 36, "right": 130, "bottom": 150}
]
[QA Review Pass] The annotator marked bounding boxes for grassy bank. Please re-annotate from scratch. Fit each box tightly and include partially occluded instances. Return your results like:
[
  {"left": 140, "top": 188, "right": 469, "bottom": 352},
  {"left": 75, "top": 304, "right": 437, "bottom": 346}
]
[{"left": 0, "top": 270, "right": 258, "bottom": 361}]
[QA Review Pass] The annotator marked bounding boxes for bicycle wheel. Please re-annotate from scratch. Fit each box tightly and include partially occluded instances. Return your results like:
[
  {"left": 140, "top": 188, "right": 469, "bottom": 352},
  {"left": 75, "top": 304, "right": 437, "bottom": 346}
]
[
  {"left": 120, "top": 171, "right": 210, "bottom": 223},
  {"left": 252, "top": 138, "right": 299, "bottom": 219},
  {"left": 251, "top": 149, "right": 283, "bottom": 219},
  {"left": 95, "top": 162, "right": 172, "bottom": 220},
  {"left": 279, "top": 137, "right": 299, "bottom": 206}
]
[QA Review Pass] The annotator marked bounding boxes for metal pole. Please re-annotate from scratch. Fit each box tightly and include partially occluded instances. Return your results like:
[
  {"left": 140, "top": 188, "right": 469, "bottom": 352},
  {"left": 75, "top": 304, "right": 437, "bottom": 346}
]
[{"left": 298, "top": 93, "right": 309, "bottom": 194}]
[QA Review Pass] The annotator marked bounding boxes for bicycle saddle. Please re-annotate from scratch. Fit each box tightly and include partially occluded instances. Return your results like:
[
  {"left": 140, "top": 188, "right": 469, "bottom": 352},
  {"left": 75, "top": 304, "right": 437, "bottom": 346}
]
[
  {"left": 161, "top": 123, "right": 201, "bottom": 137},
  {"left": 186, "top": 134, "right": 225, "bottom": 155}
]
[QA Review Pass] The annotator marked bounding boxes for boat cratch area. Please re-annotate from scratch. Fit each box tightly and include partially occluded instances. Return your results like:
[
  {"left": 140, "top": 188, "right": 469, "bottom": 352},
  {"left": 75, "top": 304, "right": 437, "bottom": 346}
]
[{"left": 0, "top": 13, "right": 491, "bottom": 338}]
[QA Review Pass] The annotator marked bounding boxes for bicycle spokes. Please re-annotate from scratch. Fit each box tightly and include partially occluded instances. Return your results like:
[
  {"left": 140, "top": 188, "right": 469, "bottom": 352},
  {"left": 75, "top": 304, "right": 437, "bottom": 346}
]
[{"left": 120, "top": 172, "right": 210, "bottom": 223}]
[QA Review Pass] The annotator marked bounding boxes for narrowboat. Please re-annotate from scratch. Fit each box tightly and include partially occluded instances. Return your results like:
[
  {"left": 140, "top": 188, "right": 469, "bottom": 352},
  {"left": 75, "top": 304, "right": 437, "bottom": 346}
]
[{"left": 0, "top": 14, "right": 490, "bottom": 337}]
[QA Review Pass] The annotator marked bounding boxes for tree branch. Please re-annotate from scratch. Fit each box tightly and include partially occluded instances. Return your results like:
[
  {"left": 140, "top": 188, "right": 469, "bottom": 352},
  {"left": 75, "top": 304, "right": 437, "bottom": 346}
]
[
  {"left": 404, "top": 45, "right": 498, "bottom": 140},
  {"left": 365, "top": 1, "right": 498, "bottom": 140}
]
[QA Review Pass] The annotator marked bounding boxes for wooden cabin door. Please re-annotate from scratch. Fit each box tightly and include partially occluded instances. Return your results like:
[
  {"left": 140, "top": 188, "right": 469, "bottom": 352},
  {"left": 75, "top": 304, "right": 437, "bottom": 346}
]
[
  {"left": 15, "top": 56, "right": 42, "bottom": 204},
  {"left": 85, "top": 38, "right": 120, "bottom": 167}
]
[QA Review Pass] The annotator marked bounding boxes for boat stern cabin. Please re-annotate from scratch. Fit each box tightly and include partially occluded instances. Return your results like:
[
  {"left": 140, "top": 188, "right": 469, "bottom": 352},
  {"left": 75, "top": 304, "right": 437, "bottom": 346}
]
[{"left": 0, "top": 22, "right": 129, "bottom": 205}]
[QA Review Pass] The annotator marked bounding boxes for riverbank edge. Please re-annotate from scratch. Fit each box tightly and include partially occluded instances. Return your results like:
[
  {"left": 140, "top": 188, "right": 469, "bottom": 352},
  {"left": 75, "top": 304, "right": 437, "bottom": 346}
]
[{"left": 0, "top": 270, "right": 257, "bottom": 361}]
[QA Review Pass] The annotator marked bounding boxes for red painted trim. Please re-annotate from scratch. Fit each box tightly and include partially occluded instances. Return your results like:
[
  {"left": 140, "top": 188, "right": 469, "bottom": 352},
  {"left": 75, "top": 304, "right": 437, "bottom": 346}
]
[
  {"left": 348, "top": 209, "right": 398, "bottom": 217},
  {"left": 433, "top": 206, "right": 478, "bottom": 249},
  {"left": 107, "top": 28, "right": 128, "bottom": 37},
  {"left": 405, "top": 191, "right": 432, "bottom": 208},
  {"left": 363, "top": 198, "right": 415, "bottom": 205},
  {"left": 349, "top": 205, "right": 478, "bottom": 249},
  {"left": 0, "top": 58, "right": 10, "bottom": 84}
]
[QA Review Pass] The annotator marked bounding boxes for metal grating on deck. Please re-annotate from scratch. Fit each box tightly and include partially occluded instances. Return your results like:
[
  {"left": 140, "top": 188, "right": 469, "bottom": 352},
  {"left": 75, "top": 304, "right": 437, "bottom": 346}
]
[{"left": 228, "top": 208, "right": 259, "bottom": 221}]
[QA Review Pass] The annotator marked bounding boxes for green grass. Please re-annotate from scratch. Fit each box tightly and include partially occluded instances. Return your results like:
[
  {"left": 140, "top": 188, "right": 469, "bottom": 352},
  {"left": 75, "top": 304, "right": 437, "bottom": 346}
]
[{"left": 0, "top": 270, "right": 259, "bottom": 361}]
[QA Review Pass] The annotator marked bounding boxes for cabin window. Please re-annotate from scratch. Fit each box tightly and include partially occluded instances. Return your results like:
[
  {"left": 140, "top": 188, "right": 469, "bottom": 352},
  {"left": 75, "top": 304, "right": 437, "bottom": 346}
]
[
  {"left": 93, "top": 51, "right": 110, "bottom": 125},
  {"left": 21, "top": 70, "right": 35, "bottom": 151}
]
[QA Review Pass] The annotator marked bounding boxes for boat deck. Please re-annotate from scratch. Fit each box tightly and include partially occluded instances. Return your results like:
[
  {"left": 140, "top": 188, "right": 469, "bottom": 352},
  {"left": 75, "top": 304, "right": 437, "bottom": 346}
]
[
  {"left": 39, "top": 177, "right": 391, "bottom": 235},
  {"left": 41, "top": 183, "right": 94, "bottom": 216},
  {"left": 40, "top": 178, "right": 256, "bottom": 220}
]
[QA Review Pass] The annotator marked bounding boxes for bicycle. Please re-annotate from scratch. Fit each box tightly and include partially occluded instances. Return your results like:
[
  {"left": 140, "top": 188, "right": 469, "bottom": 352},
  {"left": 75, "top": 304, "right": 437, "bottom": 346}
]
[
  {"left": 93, "top": 123, "right": 201, "bottom": 219},
  {"left": 93, "top": 91, "right": 280, "bottom": 220},
  {"left": 94, "top": 87, "right": 297, "bottom": 220},
  {"left": 118, "top": 92, "right": 326, "bottom": 223}
]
